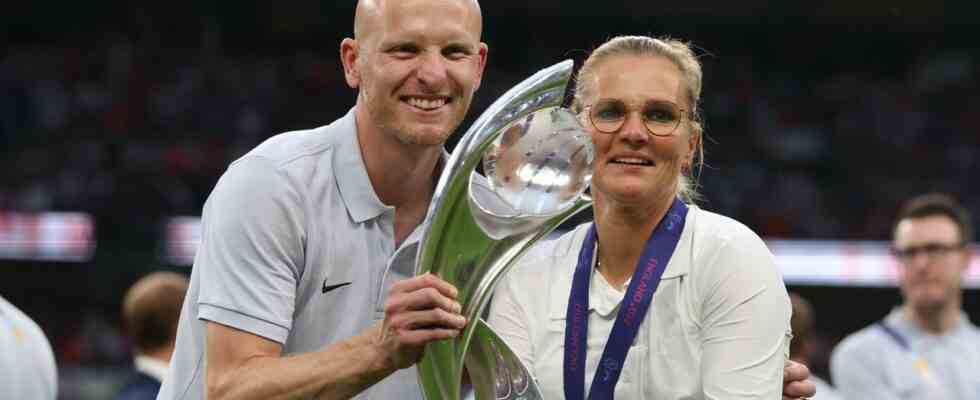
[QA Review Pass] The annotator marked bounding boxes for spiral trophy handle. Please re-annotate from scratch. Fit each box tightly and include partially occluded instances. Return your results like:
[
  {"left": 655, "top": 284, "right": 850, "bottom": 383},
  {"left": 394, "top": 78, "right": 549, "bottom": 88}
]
[{"left": 415, "top": 60, "right": 594, "bottom": 400}]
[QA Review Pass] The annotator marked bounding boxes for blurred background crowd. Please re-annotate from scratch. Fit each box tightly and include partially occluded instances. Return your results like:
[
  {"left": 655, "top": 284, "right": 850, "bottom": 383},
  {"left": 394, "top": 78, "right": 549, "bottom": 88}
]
[{"left": 1, "top": 1, "right": 976, "bottom": 398}]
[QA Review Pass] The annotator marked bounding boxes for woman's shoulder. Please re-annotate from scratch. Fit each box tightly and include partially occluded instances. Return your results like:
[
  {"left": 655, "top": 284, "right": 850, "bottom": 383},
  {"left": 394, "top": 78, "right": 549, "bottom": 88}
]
[
  {"left": 504, "top": 223, "right": 592, "bottom": 281},
  {"left": 684, "top": 205, "right": 775, "bottom": 278},
  {"left": 688, "top": 205, "right": 767, "bottom": 250}
]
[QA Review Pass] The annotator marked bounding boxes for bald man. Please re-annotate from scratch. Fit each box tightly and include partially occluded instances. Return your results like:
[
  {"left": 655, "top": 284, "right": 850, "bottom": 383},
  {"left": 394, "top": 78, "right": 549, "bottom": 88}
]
[
  {"left": 157, "top": 1, "right": 814, "bottom": 399},
  {"left": 157, "top": 1, "right": 485, "bottom": 399}
]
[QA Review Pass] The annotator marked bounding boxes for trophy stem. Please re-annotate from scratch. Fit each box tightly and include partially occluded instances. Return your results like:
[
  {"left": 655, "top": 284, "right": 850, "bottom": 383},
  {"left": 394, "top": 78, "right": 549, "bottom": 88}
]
[{"left": 414, "top": 60, "right": 593, "bottom": 400}]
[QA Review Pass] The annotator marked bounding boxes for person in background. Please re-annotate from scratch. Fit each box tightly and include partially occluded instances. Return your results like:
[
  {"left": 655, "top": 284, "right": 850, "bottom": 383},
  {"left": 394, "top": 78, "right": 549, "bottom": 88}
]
[
  {"left": 830, "top": 193, "right": 980, "bottom": 399},
  {"left": 789, "top": 292, "right": 842, "bottom": 400},
  {"left": 0, "top": 294, "right": 58, "bottom": 400},
  {"left": 116, "top": 272, "right": 189, "bottom": 400}
]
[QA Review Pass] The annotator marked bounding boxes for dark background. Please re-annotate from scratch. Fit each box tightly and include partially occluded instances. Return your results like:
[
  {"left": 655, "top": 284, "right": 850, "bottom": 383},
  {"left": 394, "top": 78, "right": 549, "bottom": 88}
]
[{"left": 2, "top": 1, "right": 978, "bottom": 398}]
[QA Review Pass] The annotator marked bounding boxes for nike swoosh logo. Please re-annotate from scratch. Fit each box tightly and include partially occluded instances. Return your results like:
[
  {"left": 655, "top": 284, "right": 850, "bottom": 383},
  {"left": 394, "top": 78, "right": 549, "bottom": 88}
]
[{"left": 322, "top": 280, "right": 352, "bottom": 294}]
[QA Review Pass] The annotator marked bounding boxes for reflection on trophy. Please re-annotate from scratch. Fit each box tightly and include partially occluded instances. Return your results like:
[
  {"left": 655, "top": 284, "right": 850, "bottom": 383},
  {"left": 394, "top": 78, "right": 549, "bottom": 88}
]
[{"left": 415, "top": 60, "right": 594, "bottom": 400}]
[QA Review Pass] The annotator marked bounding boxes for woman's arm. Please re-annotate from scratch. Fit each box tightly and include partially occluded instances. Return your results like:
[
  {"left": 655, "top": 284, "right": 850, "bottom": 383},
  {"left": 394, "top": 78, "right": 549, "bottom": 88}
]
[{"left": 698, "top": 232, "right": 792, "bottom": 399}]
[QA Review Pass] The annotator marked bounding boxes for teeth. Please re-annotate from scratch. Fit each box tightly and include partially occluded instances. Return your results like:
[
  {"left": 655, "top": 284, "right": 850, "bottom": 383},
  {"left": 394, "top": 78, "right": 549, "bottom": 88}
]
[
  {"left": 613, "top": 157, "right": 651, "bottom": 165},
  {"left": 407, "top": 97, "right": 446, "bottom": 110}
]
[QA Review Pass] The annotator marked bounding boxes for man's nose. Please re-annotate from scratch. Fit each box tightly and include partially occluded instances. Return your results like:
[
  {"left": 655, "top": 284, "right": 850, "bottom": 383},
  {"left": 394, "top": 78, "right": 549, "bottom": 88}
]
[
  {"left": 906, "top": 250, "right": 934, "bottom": 271},
  {"left": 416, "top": 52, "right": 448, "bottom": 88}
]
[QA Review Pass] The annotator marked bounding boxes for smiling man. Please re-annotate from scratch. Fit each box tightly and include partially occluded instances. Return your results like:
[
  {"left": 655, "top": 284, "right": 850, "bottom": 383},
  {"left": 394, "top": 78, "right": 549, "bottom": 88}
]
[
  {"left": 830, "top": 193, "right": 980, "bottom": 400},
  {"left": 156, "top": 1, "right": 485, "bottom": 399}
]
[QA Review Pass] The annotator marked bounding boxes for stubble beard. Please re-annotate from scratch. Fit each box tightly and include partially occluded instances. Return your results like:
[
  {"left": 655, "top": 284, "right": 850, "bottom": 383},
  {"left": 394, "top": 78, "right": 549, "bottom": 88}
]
[
  {"left": 368, "top": 96, "right": 462, "bottom": 148},
  {"left": 908, "top": 284, "right": 956, "bottom": 317},
  {"left": 397, "top": 124, "right": 454, "bottom": 146}
]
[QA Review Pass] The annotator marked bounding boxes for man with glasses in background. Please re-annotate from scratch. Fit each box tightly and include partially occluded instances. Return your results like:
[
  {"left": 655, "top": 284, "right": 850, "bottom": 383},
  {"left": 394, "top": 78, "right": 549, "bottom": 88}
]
[{"left": 830, "top": 193, "right": 980, "bottom": 399}]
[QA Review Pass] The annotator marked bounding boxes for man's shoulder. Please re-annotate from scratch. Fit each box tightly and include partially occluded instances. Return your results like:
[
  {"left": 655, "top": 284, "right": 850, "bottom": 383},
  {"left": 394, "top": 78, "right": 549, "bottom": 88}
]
[
  {"left": 0, "top": 296, "right": 48, "bottom": 346},
  {"left": 962, "top": 317, "right": 980, "bottom": 339},
  {"left": 239, "top": 124, "right": 339, "bottom": 169},
  {"left": 833, "top": 320, "right": 893, "bottom": 359},
  {"left": 235, "top": 109, "right": 357, "bottom": 169}
]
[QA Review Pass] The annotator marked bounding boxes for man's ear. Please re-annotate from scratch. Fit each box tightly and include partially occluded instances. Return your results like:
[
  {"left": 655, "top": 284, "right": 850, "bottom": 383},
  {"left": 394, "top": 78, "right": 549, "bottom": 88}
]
[
  {"left": 473, "top": 42, "right": 489, "bottom": 90},
  {"left": 958, "top": 245, "right": 974, "bottom": 274},
  {"left": 340, "top": 38, "right": 361, "bottom": 89}
]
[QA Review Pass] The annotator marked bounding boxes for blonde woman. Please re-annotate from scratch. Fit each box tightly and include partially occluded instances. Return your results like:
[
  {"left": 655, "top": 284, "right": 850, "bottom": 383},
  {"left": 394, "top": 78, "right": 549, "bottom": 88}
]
[{"left": 489, "top": 36, "right": 796, "bottom": 399}]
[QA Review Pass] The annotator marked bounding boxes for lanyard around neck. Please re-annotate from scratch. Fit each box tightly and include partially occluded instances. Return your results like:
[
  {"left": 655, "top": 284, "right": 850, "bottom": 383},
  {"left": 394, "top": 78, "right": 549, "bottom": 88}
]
[{"left": 563, "top": 198, "right": 688, "bottom": 400}]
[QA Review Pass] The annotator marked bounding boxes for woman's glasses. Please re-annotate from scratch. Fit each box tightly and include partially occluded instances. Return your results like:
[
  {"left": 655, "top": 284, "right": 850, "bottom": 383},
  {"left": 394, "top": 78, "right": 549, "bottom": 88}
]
[{"left": 585, "top": 99, "right": 688, "bottom": 137}]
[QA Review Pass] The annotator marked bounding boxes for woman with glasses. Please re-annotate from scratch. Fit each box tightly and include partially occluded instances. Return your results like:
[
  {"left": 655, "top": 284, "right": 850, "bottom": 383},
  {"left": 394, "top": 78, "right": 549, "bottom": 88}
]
[{"left": 487, "top": 35, "right": 794, "bottom": 399}]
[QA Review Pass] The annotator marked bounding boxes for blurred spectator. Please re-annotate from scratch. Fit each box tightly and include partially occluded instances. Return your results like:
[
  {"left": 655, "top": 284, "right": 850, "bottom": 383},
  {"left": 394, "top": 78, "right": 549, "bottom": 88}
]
[
  {"left": 0, "top": 295, "right": 58, "bottom": 400},
  {"left": 789, "top": 293, "right": 842, "bottom": 400},
  {"left": 115, "top": 272, "right": 189, "bottom": 400},
  {"left": 2, "top": 25, "right": 980, "bottom": 242},
  {"left": 830, "top": 193, "right": 980, "bottom": 399}
]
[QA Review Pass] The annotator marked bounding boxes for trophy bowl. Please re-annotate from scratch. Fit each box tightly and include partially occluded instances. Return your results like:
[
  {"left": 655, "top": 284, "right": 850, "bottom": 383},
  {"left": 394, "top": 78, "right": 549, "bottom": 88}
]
[{"left": 415, "top": 60, "right": 594, "bottom": 400}]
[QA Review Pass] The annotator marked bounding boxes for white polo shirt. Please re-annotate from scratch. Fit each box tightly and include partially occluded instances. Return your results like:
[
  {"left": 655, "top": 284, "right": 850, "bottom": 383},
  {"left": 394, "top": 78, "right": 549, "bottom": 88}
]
[
  {"left": 0, "top": 295, "right": 58, "bottom": 400},
  {"left": 158, "top": 108, "right": 440, "bottom": 400},
  {"left": 488, "top": 206, "right": 792, "bottom": 399}
]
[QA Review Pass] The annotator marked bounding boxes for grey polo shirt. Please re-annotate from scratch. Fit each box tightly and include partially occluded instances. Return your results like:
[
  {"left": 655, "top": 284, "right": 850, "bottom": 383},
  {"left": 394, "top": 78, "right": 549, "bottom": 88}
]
[
  {"left": 158, "top": 108, "right": 435, "bottom": 400},
  {"left": 830, "top": 307, "right": 980, "bottom": 400},
  {"left": 0, "top": 295, "right": 58, "bottom": 400}
]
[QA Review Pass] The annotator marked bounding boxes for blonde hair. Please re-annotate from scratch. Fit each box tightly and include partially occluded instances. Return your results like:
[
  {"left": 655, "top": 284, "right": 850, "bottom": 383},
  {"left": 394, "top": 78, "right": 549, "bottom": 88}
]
[{"left": 572, "top": 35, "right": 705, "bottom": 203}]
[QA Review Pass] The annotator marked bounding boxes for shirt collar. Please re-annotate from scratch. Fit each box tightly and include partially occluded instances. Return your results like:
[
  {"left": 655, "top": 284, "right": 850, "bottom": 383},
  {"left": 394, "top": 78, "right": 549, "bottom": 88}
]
[
  {"left": 134, "top": 355, "right": 169, "bottom": 383},
  {"left": 548, "top": 210, "right": 695, "bottom": 320},
  {"left": 590, "top": 267, "right": 627, "bottom": 317},
  {"left": 333, "top": 107, "right": 449, "bottom": 223},
  {"left": 888, "top": 306, "right": 970, "bottom": 338},
  {"left": 333, "top": 108, "right": 387, "bottom": 223}
]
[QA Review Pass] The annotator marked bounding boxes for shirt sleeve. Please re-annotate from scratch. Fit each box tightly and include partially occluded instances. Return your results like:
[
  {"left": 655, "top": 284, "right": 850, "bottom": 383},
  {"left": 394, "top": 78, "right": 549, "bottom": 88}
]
[
  {"left": 487, "top": 263, "right": 535, "bottom": 370},
  {"left": 830, "top": 335, "right": 901, "bottom": 400},
  {"left": 195, "top": 155, "right": 307, "bottom": 344},
  {"left": 697, "top": 229, "right": 791, "bottom": 399}
]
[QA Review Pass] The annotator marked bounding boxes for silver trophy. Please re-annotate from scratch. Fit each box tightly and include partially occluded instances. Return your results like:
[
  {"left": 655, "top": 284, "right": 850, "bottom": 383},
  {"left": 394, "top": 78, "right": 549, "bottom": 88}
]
[{"left": 415, "top": 60, "right": 594, "bottom": 400}]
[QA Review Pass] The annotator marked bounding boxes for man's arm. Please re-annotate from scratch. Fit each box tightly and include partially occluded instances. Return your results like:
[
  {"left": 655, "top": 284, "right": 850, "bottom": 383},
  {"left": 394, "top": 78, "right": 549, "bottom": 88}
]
[
  {"left": 206, "top": 322, "right": 390, "bottom": 400},
  {"left": 205, "top": 274, "right": 466, "bottom": 400}
]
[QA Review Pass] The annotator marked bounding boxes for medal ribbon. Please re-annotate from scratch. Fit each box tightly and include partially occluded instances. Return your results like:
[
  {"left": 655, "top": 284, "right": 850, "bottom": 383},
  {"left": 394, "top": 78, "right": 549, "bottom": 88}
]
[{"left": 564, "top": 198, "right": 688, "bottom": 400}]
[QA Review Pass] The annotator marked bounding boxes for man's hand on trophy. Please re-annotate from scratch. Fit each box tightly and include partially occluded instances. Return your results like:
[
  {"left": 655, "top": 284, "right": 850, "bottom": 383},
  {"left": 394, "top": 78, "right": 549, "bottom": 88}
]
[{"left": 376, "top": 273, "right": 468, "bottom": 370}]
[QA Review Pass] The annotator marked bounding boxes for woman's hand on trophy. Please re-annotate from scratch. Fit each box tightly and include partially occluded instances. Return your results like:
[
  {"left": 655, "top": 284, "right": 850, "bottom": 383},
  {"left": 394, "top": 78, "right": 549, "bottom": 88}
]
[{"left": 376, "top": 273, "right": 468, "bottom": 370}]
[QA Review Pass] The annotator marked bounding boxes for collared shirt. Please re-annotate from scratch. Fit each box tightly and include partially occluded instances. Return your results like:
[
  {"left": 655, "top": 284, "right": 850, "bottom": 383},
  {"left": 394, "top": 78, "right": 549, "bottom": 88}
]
[
  {"left": 488, "top": 206, "right": 792, "bottom": 399},
  {"left": 135, "top": 355, "right": 169, "bottom": 384},
  {"left": 158, "top": 108, "right": 444, "bottom": 400},
  {"left": 0, "top": 295, "right": 58, "bottom": 400},
  {"left": 830, "top": 307, "right": 980, "bottom": 400}
]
